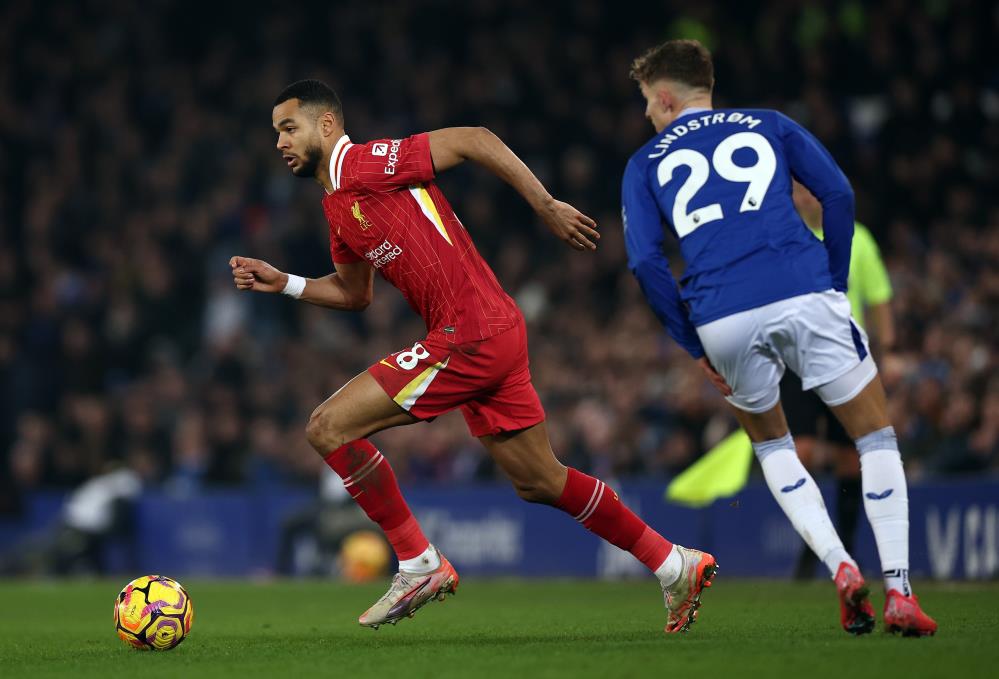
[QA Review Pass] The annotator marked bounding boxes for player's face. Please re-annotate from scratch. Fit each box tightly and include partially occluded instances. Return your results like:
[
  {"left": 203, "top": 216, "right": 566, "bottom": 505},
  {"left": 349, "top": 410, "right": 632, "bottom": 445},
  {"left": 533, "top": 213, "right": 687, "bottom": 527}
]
[
  {"left": 273, "top": 99, "right": 323, "bottom": 178},
  {"left": 639, "top": 81, "right": 672, "bottom": 133}
]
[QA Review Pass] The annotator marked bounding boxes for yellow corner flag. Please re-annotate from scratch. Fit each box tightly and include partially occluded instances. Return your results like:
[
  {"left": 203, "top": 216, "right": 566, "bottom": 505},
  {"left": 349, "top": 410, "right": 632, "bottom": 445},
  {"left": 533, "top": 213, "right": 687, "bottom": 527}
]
[{"left": 665, "top": 429, "right": 754, "bottom": 507}]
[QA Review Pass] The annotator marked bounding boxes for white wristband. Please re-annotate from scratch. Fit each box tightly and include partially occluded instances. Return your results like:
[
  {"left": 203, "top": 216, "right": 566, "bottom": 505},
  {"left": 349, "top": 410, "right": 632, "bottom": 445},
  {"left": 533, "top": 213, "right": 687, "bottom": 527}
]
[{"left": 282, "top": 274, "right": 306, "bottom": 299}]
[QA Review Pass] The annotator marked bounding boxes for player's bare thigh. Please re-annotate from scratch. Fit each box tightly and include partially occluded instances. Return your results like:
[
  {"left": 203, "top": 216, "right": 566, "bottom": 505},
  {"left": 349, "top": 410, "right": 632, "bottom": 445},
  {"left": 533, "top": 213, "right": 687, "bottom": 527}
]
[
  {"left": 305, "top": 371, "right": 418, "bottom": 453},
  {"left": 827, "top": 374, "right": 891, "bottom": 440},
  {"left": 479, "top": 421, "right": 567, "bottom": 504},
  {"left": 733, "top": 376, "right": 890, "bottom": 444},
  {"left": 730, "top": 401, "right": 790, "bottom": 442}
]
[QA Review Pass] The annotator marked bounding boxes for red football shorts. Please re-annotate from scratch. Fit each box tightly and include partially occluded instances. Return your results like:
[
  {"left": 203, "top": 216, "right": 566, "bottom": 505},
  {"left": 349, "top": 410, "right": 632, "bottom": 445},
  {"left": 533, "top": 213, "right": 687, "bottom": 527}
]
[{"left": 368, "top": 320, "right": 545, "bottom": 437}]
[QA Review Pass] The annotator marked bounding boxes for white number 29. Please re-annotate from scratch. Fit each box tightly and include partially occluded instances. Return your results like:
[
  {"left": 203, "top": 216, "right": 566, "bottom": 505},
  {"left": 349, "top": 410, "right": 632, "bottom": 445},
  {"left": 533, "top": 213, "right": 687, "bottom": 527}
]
[{"left": 657, "top": 132, "right": 777, "bottom": 238}]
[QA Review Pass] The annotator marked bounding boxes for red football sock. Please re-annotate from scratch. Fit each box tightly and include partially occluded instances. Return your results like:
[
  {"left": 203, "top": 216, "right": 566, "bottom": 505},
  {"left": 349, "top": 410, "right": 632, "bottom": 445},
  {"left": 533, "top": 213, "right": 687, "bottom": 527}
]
[
  {"left": 324, "top": 439, "right": 429, "bottom": 560},
  {"left": 555, "top": 467, "right": 673, "bottom": 572}
]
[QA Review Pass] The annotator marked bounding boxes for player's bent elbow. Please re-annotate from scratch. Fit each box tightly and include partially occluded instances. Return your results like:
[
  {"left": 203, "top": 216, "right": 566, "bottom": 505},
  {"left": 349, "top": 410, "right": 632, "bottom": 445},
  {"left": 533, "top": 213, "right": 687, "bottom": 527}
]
[
  {"left": 473, "top": 126, "right": 497, "bottom": 151},
  {"left": 824, "top": 187, "right": 855, "bottom": 208},
  {"left": 338, "top": 282, "right": 372, "bottom": 311},
  {"left": 350, "top": 290, "right": 373, "bottom": 311}
]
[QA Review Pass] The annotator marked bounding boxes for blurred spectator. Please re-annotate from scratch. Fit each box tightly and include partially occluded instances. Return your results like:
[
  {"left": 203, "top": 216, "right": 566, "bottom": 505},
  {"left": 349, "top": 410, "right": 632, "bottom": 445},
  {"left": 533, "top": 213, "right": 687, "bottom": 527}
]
[{"left": 0, "top": 450, "right": 157, "bottom": 575}]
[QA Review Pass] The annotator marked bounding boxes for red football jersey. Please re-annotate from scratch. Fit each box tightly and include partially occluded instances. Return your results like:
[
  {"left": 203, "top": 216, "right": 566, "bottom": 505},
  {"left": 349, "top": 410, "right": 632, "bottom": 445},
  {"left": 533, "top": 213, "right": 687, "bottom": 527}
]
[{"left": 321, "top": 133, "right": 522, "bottom": 344}]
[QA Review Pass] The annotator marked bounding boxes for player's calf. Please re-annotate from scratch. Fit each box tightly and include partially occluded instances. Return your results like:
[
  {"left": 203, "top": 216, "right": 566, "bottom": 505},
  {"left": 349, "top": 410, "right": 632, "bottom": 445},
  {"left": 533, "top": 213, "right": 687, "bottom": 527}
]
[
  {"left": 752, "top": 432, "right": 856, "bottom": 577},
  {"left": 509, "top": 475, "right": 565, "bottom": 504},
  {"left": 322, "top": 439, "right": 433, "bottom": 566},
  {"left": 855, "top": 427, "right": 913, "bottom": 593},
  {"left": 825, "top": 372, "right": 937, "bottom": 632},
  {"left": 556, "top": 468, "right": 719, "bottom": 632},
  {"left": 484, "top": 424, "right": 717, "bottom": 632}
]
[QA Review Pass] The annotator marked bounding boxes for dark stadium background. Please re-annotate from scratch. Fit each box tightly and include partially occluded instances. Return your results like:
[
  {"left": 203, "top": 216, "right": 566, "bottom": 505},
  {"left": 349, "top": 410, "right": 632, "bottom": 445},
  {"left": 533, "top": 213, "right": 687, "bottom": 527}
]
[{"left": 0, "top": 0, "right": 995, "bottom": 580}]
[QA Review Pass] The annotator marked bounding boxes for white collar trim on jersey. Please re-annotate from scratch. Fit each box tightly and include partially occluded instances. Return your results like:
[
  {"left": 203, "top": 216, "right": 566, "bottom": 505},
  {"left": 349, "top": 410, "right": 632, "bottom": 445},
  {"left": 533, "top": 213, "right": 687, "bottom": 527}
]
[
  {"left": 675, "top": 107, "right": 711, "bottom": 120},
  {"left": 328, "top": 134, "right": 353, "bottom": 193}
]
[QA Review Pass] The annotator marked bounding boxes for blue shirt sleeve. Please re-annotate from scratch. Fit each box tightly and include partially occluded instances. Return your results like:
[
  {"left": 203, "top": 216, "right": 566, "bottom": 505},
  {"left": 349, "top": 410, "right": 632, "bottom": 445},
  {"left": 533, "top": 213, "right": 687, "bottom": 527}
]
[
  {"left": 776, "top": 113, "right": 855, "bottom": 292},
  {"left": 621, "top": 157, "right": 705, "bottom": 359}
]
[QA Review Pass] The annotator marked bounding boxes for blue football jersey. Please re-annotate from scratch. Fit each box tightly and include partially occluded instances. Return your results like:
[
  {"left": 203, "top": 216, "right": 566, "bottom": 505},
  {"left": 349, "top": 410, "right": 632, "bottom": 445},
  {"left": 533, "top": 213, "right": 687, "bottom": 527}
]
[{"left": 622, "top": 108, "right": 855, "bottom": 358}]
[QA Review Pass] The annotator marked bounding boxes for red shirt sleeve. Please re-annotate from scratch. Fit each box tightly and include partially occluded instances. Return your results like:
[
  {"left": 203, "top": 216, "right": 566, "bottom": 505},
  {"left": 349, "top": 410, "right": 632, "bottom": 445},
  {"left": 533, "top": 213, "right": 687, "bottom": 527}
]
[
  {"left": 330, "top": 226, "right": 363, "bottom": 264},
  {"left": 341, "top": 133, "right": 435, "bottom": 193}
]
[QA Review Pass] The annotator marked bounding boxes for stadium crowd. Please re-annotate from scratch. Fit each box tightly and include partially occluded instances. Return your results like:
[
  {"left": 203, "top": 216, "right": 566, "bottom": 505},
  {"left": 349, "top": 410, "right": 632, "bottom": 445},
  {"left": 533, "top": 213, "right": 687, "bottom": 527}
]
[{"left": 1, "top": 0, "right": 996, "bottom": 509}]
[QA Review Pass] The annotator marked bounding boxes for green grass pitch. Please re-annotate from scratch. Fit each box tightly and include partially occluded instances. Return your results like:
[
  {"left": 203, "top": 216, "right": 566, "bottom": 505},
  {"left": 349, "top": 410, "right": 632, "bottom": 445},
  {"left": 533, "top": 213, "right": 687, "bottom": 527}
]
[{"left": 1, "top": 579, "right": 996, "bottom": 678}]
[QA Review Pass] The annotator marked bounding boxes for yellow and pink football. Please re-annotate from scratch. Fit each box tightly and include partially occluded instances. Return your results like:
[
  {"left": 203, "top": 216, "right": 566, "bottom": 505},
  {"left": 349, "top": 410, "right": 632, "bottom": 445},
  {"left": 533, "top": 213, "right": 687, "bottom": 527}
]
[{"left": 113, "top": 575, "right": 194, "bottom": 651}]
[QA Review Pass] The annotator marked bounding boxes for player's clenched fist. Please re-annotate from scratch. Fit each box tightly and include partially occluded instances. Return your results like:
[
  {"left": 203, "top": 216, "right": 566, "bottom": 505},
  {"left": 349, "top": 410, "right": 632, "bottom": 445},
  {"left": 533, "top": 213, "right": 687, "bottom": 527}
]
[{"left": 229, "top": 256, "right": 288, "bottom": 293}]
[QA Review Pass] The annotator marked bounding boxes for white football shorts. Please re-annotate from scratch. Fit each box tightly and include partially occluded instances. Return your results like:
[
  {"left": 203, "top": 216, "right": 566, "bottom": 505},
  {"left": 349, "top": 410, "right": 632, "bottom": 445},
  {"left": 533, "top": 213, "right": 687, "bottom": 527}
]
[{"left": 696, "top": 290, "right": 878, "bottom": 413}]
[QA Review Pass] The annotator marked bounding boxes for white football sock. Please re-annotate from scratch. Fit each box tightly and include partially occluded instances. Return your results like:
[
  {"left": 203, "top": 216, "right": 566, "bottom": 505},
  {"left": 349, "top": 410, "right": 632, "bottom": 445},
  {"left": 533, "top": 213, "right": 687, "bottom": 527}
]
[
  {"left": 754, "top": 434, "right": 856, "bottom": 578},
  {"left": 883, "top": 568, "right": 911, "bottom": 596},
  {"left": 654, "top": 545, "right": 684, "bottom": 586},
  {"left": 398, "top": 544, "right": 441, "bottom": 574},
  {"left": 856, "top": 427, "right": 911, "bottom": 593}
]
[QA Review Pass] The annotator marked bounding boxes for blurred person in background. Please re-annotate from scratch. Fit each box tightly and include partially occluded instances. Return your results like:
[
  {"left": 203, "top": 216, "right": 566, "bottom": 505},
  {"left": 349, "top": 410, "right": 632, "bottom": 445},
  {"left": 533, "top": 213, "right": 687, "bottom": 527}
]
[{"left": 0, "top": 449, "right": 157, "bottom": 575}]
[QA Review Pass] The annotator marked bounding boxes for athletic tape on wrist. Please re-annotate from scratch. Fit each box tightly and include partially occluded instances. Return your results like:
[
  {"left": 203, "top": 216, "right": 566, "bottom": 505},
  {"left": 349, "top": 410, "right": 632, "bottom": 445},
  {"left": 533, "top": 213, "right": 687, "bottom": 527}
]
[{"left": 282, "top": 274, "right": 306, "bottom": 299}]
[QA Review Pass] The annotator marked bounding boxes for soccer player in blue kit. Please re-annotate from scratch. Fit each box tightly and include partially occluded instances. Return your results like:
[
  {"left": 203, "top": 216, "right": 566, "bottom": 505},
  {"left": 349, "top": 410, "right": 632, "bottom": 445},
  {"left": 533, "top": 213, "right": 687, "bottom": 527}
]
[{"left": 622, "top": 39, "right": 936, "bottom": 636}]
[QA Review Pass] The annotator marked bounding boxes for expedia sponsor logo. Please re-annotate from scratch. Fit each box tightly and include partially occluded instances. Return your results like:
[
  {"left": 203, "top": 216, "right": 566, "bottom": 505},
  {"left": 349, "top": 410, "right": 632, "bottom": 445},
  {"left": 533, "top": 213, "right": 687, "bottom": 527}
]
[
  {"left": 383, "top": 138, "right": 402, "bottom": 175},
  {"left": 372, "top": 142, "right": 388, "bottom": 156},
  {"left": 365, "top": 239, "right": 403, "bottom": 268}
]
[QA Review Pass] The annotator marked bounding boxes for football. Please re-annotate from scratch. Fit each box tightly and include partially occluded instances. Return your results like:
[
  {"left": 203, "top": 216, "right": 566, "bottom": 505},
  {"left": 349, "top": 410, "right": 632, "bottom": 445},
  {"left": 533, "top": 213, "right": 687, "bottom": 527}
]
[
  {"left": 113, "top": 575, "right": 194, "bottom": 651},
  {"left": 340, "top": 529, "right": 391, "bottom": 582}
]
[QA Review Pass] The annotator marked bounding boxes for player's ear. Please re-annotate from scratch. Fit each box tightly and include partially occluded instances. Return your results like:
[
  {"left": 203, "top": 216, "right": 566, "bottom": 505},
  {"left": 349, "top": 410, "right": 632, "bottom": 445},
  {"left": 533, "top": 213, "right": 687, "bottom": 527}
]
[
  {"left": 657, "top": 86, "right": 672, "bottom": 112},
  {"left": 318, "top": 111, "right": 338, "bottom": 138}
]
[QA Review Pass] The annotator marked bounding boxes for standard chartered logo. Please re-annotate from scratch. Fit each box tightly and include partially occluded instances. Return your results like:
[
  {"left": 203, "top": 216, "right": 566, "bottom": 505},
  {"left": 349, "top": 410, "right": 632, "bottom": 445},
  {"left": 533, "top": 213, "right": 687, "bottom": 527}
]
[{"left": 365, "top": 239, "right": 403, "bottom": 268}]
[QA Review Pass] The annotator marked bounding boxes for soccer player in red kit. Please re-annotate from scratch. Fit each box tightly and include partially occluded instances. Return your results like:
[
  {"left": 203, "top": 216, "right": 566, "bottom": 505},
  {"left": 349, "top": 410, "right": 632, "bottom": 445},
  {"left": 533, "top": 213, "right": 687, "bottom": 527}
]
[{"left": 231, "top": 80, "right": 717, "bottom": 632}]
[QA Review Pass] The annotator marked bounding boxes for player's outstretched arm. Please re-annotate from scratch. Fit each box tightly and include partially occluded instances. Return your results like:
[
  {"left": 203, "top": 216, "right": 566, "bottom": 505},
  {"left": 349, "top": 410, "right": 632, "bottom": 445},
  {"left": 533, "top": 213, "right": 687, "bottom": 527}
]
[
  {"left": 427, "top": 127, "right": 599, "bottom": 251},
  {"left": 230, "top": 256, "right": 373, "bottom": 311}
]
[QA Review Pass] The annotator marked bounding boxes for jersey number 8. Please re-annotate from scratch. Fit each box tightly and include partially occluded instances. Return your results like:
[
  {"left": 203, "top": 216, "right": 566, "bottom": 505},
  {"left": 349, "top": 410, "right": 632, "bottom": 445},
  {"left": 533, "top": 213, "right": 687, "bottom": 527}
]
[
  {"left": 396, "top": 342, "right": 430, "bottom": 370},
  {"left": 657, "top": 131, "right": 777, "bottom": 238}
]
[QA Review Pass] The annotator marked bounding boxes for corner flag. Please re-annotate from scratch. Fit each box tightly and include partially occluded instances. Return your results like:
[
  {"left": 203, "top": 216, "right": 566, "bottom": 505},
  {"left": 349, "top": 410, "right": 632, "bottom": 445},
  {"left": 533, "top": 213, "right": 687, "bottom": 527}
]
[{"left": 665, "top": 429, "right": 753, "bottom": 507}]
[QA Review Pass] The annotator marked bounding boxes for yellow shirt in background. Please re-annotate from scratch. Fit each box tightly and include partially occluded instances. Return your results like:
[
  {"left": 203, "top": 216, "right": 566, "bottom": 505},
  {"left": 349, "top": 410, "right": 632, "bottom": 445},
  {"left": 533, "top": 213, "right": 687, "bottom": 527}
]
[{"left": 810, "top": 222, "right": 893, "bottom": 327}]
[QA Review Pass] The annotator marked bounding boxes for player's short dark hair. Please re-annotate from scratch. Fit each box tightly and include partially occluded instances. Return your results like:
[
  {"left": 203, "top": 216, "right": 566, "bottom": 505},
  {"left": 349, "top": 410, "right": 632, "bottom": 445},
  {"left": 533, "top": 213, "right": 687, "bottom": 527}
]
[
  {"left": 273, "top": 79, "right": 344, "bottom": 123},
  {"left": 629, "top": 39, "right": 714, "bottom": 91}
]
